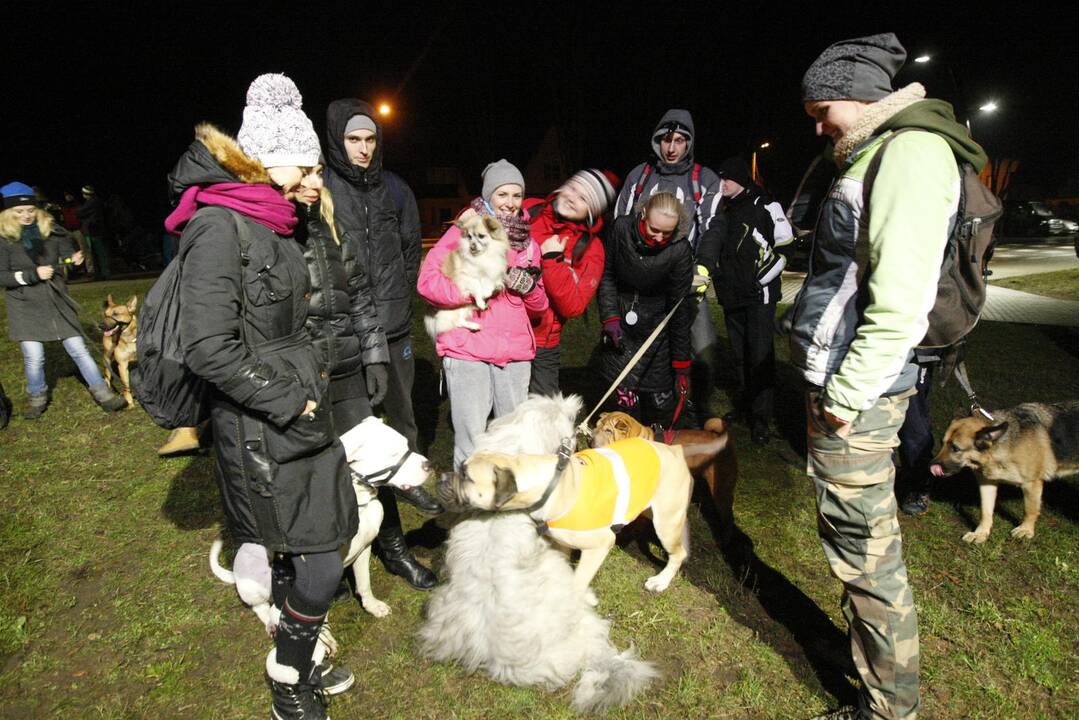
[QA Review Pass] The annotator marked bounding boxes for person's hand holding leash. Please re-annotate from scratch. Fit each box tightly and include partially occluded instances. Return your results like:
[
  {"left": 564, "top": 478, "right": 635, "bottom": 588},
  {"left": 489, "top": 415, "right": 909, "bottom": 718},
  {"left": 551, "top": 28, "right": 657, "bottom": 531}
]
[
  {"left": 691, "top": 264, "right": 711, "bottom": 298},
  {"left": 673, "top": 362, "right": 690, "bottom": 396}
]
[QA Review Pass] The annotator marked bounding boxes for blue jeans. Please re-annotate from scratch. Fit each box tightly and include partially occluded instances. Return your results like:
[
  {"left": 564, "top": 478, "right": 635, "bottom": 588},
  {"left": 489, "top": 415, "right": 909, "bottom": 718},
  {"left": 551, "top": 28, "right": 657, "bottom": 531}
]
[{"left": 20, "top": 336, "right": 105, "bottom": 395}]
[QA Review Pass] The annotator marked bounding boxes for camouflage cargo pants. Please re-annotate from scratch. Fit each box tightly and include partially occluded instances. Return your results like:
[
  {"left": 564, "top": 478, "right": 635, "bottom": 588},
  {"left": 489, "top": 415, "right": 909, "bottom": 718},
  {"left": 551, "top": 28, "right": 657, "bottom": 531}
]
[{"left": 806, "top": 390, "right": 920, "bottom": 720}]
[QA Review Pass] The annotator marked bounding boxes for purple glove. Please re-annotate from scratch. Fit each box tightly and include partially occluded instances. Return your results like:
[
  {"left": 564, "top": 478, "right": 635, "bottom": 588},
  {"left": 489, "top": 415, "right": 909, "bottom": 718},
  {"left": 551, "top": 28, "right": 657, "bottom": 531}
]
[{"left": 602, "top": 317, "right": 623, "bottom": 349}]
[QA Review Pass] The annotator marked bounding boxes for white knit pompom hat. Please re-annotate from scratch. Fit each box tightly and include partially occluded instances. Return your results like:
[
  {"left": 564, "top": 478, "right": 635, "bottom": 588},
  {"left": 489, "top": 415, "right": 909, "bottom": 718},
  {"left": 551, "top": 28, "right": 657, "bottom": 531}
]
[{"left": 237, "top": 73, "right": 321, "bottom": 168}]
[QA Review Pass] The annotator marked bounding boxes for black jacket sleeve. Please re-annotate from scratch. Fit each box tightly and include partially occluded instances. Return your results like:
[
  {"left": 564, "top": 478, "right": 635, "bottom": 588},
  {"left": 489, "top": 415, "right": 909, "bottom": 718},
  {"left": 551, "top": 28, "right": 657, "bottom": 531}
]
[
  {"left": 345, "top": 233, "right": 390, "bottom": 367},
  {"left": 666, "top": 242, "right": 695, "bottom": 364},
  {"left": 695, "top": 208, "right": 727, "bottom": 274},
  {"left": 398, "top": 184, "right": 422, "bottom": 291},
  {"left": 179, "top": 212, "right": 307, "bottom": 426},
  {"left": 597, "top": 228, "right": 620, "bottom": 321}
]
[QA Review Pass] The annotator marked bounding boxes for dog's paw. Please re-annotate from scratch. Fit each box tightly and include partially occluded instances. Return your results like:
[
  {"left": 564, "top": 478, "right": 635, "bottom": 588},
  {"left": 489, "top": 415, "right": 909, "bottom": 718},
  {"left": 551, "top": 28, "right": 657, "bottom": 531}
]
[
  {"left": 364, "top": 598, "right": 391, "bottom": 618},
  {"left": 1011, "top": 525, "right": 1035, "bottom": 540},
  {"left": 462, "top": 321, "right": 482, "bottom": 332},
  {"left": 962, "top": 529, "right": 990, "bottom": 544},
  {"left": 474, "top": 298, "right": 488, "bottom": 311},
  {"left": 583, "top": 589, "right": 599, "bottom": 607},
  {"left": 644, "top": 574, "right": 672, "bottom": 593}
]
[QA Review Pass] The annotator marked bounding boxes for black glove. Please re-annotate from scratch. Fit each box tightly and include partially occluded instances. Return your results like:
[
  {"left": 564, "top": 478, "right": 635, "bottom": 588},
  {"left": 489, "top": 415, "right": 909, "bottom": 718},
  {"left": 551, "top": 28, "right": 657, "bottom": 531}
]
[{"left": 365, "top": 363, "right": 389, "bottom": 406}]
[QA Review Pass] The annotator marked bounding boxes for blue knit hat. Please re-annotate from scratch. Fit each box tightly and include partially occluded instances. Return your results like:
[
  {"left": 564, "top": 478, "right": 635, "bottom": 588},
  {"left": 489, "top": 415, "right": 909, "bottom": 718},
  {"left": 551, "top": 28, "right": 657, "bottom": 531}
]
[{"left": 1, "top": 182, "right": 36, "bottom": 209}]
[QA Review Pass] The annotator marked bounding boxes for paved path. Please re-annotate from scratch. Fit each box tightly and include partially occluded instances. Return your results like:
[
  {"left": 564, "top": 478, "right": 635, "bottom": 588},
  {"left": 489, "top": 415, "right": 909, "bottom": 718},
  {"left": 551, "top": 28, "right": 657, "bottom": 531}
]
[{"left": 988, "top": 241, "right": 1077, "bottom": 279}]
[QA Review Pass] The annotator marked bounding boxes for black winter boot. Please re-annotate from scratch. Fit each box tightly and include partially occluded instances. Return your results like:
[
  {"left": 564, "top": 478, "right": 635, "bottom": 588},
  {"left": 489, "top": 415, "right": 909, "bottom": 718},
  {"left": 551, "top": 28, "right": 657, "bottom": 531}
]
[
  {"left": 376, "top": 525, "right": 436, "bottom": 590},
  {"left": 0, "top": 382, "right": 12, "bottom": 429},
  {"left": 266, "top": 648, "right": 329, "bottom": 720},
  {"left": 23, "top": 391, "right": 48, "bottom": 420},
  {"left": 392, "top": 484, "right": 444, "bottom": 515},
  {"left": 88, "top": 383, "right": 126, "bottom": 412}
]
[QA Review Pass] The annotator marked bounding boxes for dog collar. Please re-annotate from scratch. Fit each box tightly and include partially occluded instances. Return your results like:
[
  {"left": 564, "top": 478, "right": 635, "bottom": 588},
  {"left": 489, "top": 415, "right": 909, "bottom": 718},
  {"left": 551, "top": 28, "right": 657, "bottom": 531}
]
[
  {"left": 527, "top": 438, "right": 574, "bottom": 532},
  {"left": 354, "top": 449, "right": 414, "bottom": 488}
]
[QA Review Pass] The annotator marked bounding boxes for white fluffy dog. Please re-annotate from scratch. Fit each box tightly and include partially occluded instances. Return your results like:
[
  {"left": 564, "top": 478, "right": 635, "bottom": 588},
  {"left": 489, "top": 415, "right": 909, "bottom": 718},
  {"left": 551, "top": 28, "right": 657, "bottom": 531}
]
[
  {"left": 423, "top": 211, "right": 510, "bottom": 340},
  {"left": 210, "top": 416, "right": 432, "bottom": 650},
  {"left": 417, "top": 393, "right": 659, "bottom": 713}
]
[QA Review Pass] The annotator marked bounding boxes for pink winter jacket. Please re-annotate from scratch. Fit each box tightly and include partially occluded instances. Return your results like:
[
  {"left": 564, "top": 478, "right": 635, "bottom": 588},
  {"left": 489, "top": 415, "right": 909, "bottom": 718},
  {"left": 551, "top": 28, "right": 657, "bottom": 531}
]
[{"left": 417, "top": 219, "right": 548, "bottom": 365}]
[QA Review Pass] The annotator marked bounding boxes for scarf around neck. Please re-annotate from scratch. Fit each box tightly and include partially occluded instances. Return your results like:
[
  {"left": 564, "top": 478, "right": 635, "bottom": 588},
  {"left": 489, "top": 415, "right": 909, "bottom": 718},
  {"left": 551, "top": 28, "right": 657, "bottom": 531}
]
[
  {"left": 165, "top": 182, "right": 298, "bottom": 236},
  {"left": 833, "top": 83, "right": 927, "bottom": 165},
  {"left": 470, "top": 196, "right": 531, "bottom": 250},
  {"left": 20, "top": 223, "right": 44, "bottom": 257}
]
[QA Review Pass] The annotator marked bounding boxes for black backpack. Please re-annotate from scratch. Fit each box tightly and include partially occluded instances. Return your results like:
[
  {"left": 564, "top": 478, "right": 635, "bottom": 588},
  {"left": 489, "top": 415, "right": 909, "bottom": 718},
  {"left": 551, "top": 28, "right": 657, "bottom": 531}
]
[
  {"left": 863, "top": 128, "right": 1003, "bottom": 351},
  {"left": 133, "top": 208, "right": 253, "bottom": 428}
]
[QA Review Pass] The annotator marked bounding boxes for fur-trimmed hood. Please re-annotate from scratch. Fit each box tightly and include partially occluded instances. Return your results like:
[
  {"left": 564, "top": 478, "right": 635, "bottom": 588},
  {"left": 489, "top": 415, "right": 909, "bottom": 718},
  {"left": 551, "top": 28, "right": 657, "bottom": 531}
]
[{"left": 167, "top": 123, "right": 272, "bottom": 203}]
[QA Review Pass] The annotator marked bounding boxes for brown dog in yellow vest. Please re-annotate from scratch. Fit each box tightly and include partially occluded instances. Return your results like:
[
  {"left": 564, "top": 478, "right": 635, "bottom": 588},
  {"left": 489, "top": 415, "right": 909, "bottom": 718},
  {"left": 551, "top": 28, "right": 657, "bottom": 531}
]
[
  {"left": 437, "top": 437, "right": 693, "bottom": 606},
  {"left": 101, "top": 294, "right": 138, "bottom": 408},
  {"left": 592, "top": 412, "right": 738, "bottom": 544}
]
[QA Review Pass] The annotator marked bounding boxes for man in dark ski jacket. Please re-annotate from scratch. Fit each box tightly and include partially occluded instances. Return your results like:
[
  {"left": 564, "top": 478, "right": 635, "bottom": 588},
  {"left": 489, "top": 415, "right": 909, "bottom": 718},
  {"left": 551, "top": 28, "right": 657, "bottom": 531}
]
[
  {"left": 698, "top": 156, "right": 793, "bottom": 444},
  {"left": 324, "top": 98, "right": 439, "bottom": 590},
  {"left": 614, "top": 109, "right": 725, "bottom": 424}
]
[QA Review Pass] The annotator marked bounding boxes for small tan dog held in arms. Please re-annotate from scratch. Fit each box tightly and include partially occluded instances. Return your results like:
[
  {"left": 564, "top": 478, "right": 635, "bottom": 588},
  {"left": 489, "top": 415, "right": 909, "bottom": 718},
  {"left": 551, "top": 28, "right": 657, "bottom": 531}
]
[
  {"left": 930, "top": 400, "right": 1079, "bottom": 543},
  {"left": 423, "top": 210, "right": 510, "bottom": 340},
  {"left": 592, "top": 411, "right": 738, "bottom": 544},
  {"left": 437, "top": 437, "right": 693, "bottom": 606},
  {"left": 101, "top": 294, "right": 138, "bottom": 408}
]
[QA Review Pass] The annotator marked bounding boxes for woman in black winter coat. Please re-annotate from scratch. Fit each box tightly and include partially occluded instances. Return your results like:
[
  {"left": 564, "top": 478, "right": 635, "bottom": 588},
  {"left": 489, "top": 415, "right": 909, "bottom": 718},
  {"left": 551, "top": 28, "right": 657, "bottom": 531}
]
[
  {"left": 597, "top": 191, "right": 695, "bottom": 427},
  {"left": 166, "top": 74, "right": 355, "bottom": 718},
  {"left": 0, "top": 182, "right": 125, "bottom": 419}
]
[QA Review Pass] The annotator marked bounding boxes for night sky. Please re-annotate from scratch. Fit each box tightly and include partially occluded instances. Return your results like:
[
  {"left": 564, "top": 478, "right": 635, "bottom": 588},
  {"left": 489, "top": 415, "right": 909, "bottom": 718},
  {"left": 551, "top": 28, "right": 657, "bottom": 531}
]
[{"left": 5, "top": 2, "right": 1076, "bottom": 228}]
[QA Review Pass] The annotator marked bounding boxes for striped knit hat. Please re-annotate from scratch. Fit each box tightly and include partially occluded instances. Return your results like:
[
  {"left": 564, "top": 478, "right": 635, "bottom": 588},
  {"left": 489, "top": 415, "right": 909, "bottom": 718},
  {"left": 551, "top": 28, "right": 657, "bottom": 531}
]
[{"left": 559, "top": 169, "right": 619, "bottom": 223}]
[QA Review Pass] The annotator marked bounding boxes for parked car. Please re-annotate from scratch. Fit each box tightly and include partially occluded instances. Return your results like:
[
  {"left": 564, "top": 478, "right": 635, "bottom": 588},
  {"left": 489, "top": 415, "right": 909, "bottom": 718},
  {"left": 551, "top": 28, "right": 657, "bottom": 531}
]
[{"left": 998, "top": 201, "right": 1079, "bottom": 238}]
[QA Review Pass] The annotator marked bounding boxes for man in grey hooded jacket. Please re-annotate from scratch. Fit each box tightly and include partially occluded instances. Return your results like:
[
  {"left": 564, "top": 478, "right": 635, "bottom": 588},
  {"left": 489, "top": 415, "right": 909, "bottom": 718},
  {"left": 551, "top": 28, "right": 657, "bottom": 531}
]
[{"left": 614, "top": 109, "right": 725, "bottom": 425}]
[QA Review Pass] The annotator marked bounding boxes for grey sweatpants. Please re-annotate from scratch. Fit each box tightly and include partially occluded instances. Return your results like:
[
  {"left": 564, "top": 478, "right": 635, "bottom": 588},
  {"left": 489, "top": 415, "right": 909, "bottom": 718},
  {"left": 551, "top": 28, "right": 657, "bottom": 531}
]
[{"left": 443, "top": 356, "right": 531, "bottom": 470}]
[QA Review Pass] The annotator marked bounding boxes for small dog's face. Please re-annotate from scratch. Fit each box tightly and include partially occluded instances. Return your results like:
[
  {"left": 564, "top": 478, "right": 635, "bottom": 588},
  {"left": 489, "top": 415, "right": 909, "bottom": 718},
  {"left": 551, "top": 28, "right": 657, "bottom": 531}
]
[
  {"left": 340, "top": 416, "right": 433, "bottom": 490},
  {"left": 456, "top": 214, "right": 509, "bottom": 257},
  {"left": 592, "top": 412, "right": 651, "bottom": 448},
  {"left": 102, "top": 294, "right": 137, "bottom": 331},
  {"left": 930, "top": 416, "right": 1009, "bottom": 477},
  {"left": 436, "top": 452, "right": 520, "bottom": 513}
]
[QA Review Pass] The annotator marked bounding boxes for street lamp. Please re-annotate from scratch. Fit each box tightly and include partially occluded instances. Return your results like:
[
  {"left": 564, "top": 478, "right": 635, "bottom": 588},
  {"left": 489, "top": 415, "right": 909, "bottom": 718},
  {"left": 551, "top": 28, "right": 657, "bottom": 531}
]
[
  {"left": 751, "top": 141, "right": 771, "bottom": 187},
  {"left": 914, "top": 54, "right": 931, "bottom": 63},
  {"left": 378, "top": 102, "right": 392, "bottom": 117}
]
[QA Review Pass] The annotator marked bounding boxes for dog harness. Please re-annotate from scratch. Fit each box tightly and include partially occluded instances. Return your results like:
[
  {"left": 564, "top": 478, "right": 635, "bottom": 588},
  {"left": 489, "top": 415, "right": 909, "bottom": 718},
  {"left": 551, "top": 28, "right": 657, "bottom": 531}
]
[{"left": 544, "top": 438, "right": 661, "bottom": 533}]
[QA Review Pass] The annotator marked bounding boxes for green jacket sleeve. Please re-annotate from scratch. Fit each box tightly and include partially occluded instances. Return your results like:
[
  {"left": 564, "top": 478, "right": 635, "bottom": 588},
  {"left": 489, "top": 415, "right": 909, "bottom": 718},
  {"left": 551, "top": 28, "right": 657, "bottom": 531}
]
[{"left": 824, "top": 131, "right": 960, "bottom": 422}]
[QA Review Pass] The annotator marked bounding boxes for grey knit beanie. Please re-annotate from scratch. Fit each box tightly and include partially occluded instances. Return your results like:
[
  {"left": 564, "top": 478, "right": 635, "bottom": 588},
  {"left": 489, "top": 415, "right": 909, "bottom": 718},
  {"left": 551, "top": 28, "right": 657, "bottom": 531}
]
[
  {"left": 481, "top": 159, "right": 525, "bottom": 202},
  {"left": 237, "top": 73, "right": 321, "bottom": 168},
  {"left": 344, "top": 114, "right": 377, "bottom": 136},
  {"left": 801, "top": 33, "right": 907, "bottom": 102}
]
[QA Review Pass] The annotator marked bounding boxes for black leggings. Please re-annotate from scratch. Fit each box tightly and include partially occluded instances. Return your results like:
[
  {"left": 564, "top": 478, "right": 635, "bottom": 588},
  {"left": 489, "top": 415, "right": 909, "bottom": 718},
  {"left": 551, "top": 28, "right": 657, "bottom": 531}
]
[{"left": 271, "top": 550, "right": 344, "bottom": 611}]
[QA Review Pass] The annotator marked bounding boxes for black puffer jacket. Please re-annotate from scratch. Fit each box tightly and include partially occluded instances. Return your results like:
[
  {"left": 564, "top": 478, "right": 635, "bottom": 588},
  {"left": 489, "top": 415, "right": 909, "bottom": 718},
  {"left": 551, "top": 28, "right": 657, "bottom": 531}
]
[
  {"left": 597, "top": 215, "right": 694, "bottom": 392},
  {"left": 702, "top": 185, "right": 781, "bottom": 309},
  {"left": 169, "top": 123, "right": 357, "bottom": 554},
  {"left": 324, "top": 99, "right": 422, "bottom": 341},
  {"left": 295, "top": 200, "right": 388, "bottom": 381},
  {"left": 0, "top": 218, "right": 83, "bottom": 342}
]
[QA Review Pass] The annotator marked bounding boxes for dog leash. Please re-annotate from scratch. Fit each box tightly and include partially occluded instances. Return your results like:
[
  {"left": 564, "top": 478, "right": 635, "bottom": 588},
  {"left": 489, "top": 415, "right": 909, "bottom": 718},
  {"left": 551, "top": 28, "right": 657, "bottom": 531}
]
[
  {"left": 577, "top": 296, "right": 687, "bottom": 438},
  {"left": 953, "top": 360, "right": 994, "bottom": 421}
]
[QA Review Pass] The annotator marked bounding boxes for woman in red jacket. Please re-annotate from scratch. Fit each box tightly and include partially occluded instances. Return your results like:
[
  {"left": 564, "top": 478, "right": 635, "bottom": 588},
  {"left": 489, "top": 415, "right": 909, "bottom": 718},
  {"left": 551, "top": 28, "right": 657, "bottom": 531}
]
[{"left": 524, "top": 169, "right": 618, "bottom": 395}]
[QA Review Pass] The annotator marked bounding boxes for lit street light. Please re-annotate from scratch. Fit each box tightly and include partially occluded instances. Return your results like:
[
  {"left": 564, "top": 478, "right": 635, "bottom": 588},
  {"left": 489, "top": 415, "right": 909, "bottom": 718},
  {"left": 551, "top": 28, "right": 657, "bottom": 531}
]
[
  {"left": 378, "top": 102, "right": 392, "bottom": 117},
  {"left": 979, "top": 101, "right": 998, "bottom": 113},
  {"left": 914, "top": 54, "right": 931, "bottom": 63}
]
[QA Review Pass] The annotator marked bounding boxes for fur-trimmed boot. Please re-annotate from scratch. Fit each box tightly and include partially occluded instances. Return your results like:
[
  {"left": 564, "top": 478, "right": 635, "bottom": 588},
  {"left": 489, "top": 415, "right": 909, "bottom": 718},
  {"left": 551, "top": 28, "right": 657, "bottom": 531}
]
[
  {"left": 265, "top": 648, "right": 329, "bottom": 720},
  {"left": 22, "top": 391, "right": 48, "bottom": 420},
  {"left": 88, "top": 383, "right": 126, "bottom": 412}
]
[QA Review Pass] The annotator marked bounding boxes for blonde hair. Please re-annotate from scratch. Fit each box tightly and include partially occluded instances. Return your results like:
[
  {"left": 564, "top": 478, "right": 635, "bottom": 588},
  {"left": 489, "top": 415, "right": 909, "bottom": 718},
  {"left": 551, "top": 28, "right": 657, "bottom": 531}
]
[
  {"left": 634, "top": 191, "right": 691, "bottom": 241},
  {"left": 318, "top": 186, "right": 340, "bottom": 245},
  {"left": 0, "top": 206, "right": 54, "bottom": 242}
]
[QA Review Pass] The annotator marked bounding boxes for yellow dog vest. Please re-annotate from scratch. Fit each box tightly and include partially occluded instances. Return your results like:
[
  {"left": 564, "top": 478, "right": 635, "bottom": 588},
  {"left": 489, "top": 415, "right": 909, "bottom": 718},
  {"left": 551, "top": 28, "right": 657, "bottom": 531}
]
[{"left": 545, "top": 438, "right": 661, "bottom": 533}]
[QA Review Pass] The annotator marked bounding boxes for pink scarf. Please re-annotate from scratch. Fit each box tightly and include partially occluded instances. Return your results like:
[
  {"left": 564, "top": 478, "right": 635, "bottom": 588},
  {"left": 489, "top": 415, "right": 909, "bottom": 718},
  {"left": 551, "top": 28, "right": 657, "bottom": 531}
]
[{"left": 165, "top": 183, "right": 298, "bottom": 236}]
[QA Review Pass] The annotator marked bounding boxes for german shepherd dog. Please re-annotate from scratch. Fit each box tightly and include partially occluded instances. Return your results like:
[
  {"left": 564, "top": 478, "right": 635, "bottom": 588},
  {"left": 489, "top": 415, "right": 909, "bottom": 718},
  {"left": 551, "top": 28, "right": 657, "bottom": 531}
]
[
  {"left": 930, "top": 401, "right": 1079, "bottom": 543},
  {"left": 101, "top": 294, "right": 138, "bottom": 408}
]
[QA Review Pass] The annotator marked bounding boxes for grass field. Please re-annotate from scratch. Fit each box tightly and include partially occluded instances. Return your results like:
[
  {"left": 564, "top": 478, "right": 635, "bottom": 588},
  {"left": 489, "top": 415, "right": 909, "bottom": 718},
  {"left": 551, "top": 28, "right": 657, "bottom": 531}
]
[
  {"left": 991, "top": 268, "right": 1079, "bottom": 303},
  {"left": 1, "top": 276, "right": 1077, "bottom": 719}
]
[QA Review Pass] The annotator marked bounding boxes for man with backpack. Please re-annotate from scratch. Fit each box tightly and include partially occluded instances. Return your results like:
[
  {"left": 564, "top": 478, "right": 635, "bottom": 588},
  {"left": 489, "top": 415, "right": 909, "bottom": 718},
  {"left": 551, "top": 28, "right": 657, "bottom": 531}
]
[
  {"left": 323, "top": 98, "right": 440, "bottom": 591},
  {"left": 794, "top": 33, "right": 989, "bottom": 720},
  {"left": 614, "top": 109, "right": 724, "bottom": 426}
]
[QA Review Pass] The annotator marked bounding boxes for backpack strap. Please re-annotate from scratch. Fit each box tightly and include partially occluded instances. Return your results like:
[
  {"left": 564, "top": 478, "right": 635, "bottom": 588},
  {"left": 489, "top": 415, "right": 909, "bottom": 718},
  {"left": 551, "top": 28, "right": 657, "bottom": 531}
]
[
  {"left": 632, "top": 163, "right": 653, "bottom": 206},
  {"left": 691, "top": 163, "right": 702, "bottom": 204},
  {"left": 223, "top": 208, "right": 255, "bottom": 348}
]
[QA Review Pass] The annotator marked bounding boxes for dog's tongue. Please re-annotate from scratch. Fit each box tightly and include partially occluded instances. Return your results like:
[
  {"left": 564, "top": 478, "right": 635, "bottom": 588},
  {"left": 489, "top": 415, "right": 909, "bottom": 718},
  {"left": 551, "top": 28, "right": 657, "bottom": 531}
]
[{"left": 930, "top": 464, "right": 944, "bottom": 477}]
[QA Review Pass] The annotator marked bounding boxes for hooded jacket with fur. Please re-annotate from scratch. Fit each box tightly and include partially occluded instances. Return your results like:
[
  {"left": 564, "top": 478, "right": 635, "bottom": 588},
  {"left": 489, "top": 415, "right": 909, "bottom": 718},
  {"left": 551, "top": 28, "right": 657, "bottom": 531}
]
[
  {"left": 324, "top": 99, "right": 422, "bottom": 341},
  {"left": 167, "top": 123, "right": 357, "bottom": 554},
  {"left": 613, "top": 109, "right": 724, "bottom": 251}
]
